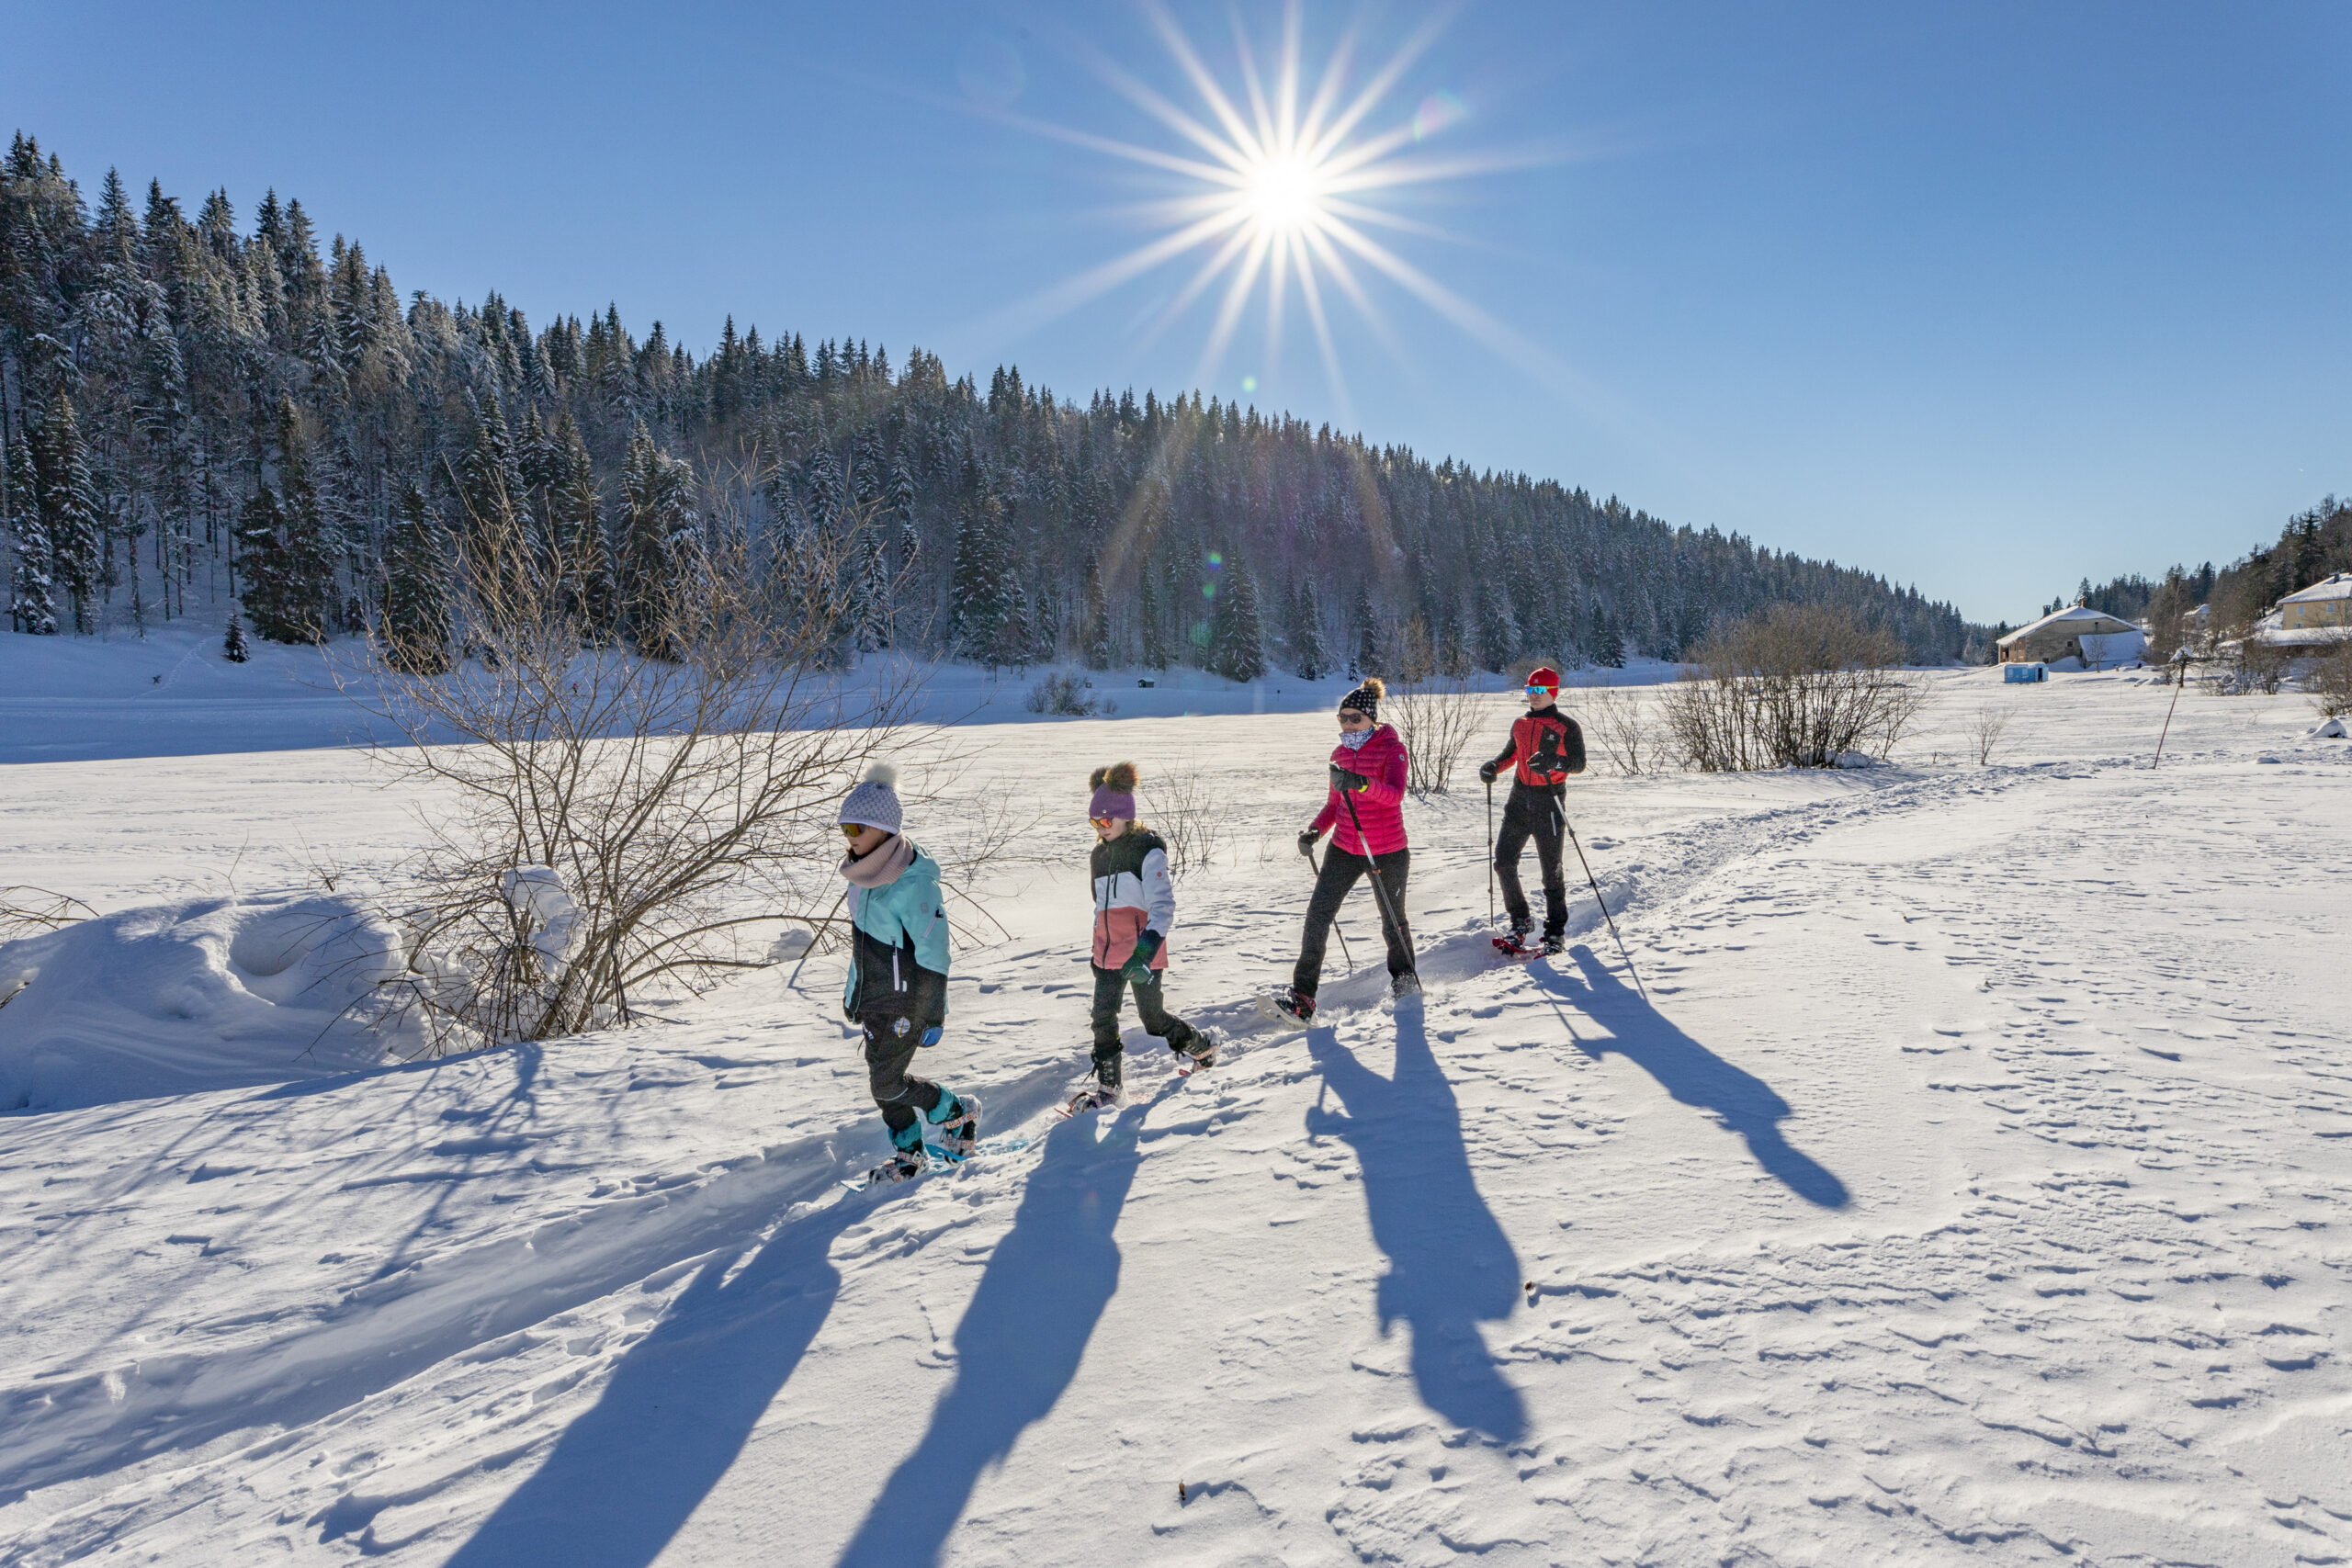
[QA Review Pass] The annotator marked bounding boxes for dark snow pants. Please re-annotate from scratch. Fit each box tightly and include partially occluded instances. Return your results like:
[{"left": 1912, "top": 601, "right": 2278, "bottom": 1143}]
[
  {"left": 1090, "top": 964, "right": 1201, "bottom": 1075},
  {"left": 1294, "top": 846, "right": 1414, "bottom": 998},
  {"left": 1494, "top": 784, "right": 1568, "bottom": 939},
  {"left": 860, "top": 1012, "right": 944, "bottom": 1134}
]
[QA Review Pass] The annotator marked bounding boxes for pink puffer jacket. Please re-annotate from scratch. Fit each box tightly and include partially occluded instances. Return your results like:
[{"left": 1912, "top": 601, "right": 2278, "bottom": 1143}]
[{"left": 1311, "top": 724, "right": 1408, "bottom": 856}]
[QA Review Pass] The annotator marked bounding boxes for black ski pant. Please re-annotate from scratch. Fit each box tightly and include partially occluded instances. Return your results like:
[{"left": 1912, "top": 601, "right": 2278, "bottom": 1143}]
[
  {"left": 1294, "top": 845, "right": 1414, "bottom": 999},
  {"left": 1090, "top": 964, "right": 1200, "bottom": 1078},
  {"left": 860, "top": 1011, "right": 944, "bottom": 1134},
  {"left": 1494, "top": 784, "right": 1568, "bottom": 940}
]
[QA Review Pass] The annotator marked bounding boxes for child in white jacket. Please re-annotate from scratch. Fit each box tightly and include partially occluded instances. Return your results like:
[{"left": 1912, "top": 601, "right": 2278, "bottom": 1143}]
[{"left": 1076, "top": 761, "right": 1216, "bottom": 1112}]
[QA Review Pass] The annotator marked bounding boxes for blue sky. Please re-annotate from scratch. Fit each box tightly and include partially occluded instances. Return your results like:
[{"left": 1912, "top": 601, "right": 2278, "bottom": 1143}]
[{"left": 6, "top": 1, "right": 2346, "bottom": 623}]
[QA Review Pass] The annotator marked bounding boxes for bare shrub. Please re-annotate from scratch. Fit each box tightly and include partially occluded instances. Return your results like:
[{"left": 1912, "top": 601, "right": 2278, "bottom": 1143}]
[
  {"left": 1578, "top": 683, "right": 1658, "bottom": 776},
  {"left": 1660, "top": 604, "right": 1927, "bottom": 772},
  {"left": 354, "top": 502, "right": 933, "bottom": 1052},
  {"left": 1968, "top": 705, "right": 2013, "bottom": 765},
  {"left": 0, "top": 886, "right": 96, "bottom": 946},
  {"left": 2310, "top": 640, "right": 2352, "bottom": 718},
  {"left": 2216, "top": 638, "right": 2290, "bottom": 696},
  {"left": 1145, "top": 758, "right": 1225, "bottom": 876},
  {"left": 1024, "top": 671, "right": 1113, "bottom": 716},
  {"left": 1385, "top": 618, "right": 1485, "bottom": 795}
]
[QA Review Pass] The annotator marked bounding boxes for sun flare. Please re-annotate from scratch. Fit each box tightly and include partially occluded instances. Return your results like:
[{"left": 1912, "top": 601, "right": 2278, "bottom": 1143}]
[{"left": 978, "top": 3, "right": 1563, "bottom": 419}]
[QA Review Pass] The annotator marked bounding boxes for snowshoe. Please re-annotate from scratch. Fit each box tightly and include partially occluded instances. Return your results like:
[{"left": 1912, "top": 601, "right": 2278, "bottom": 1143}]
[
  {"left": 1391, "top": 972, "right": 1422, "bottom": 999},
  {"left": 924, "top": 1092, "right": 978, "bottom": 1162},
  {"left": 1492, "top": 932, "right": 1540, "bottom": 959},
  {"left": 1256, "top": 987, "right": 1316, "bottom": 1030},
  {"left": 1059, "top": 1084, "right": 1124, "bottom": 1119},
  {"left": 1540, "top": 934, "right": 1566, "bottom": 955},
  {"left": 1175, "top": 1029, "right": 1221, "bottom": 1076},
  {"left": 845, "top": 1151, "right": 928, "bottom": 1190}
]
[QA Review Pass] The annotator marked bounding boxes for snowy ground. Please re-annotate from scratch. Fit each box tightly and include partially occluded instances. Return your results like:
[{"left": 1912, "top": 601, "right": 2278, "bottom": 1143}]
[{"left": 1, "top": 662, "right": 2347, "bottom": 1565}]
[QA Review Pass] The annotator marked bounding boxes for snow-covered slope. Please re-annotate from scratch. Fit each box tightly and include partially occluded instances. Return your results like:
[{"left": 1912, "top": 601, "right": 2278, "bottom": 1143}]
[{"left": 0, "top": 671, "right": 2346, "bottom": 1565}]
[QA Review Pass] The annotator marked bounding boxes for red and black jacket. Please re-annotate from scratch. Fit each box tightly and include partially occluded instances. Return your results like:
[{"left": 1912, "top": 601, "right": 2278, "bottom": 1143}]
[{"left": 1487, "top": 709, "right": 1586, "bottom": 791}]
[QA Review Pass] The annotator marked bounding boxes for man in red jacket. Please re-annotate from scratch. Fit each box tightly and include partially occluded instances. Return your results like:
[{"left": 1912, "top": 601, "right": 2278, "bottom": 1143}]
[
  {"left": 1275, "top": 677, "right": 1418, "bottom": 1021},
  {"left": 1477, "top": 666, "right": 1586, "bottom": 953}
]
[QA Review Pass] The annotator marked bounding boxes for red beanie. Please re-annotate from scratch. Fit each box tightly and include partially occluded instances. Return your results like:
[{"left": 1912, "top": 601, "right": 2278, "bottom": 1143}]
[{"left": 1526, "top": 666, "right": 1560, "bottom": 693}]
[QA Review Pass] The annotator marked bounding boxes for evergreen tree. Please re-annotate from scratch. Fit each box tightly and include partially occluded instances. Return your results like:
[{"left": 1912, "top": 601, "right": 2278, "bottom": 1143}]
[
  {"left": 950, "top": 492, "right": 1010, "bottom": 662},
  {"left": 1292, "top": 578, "right": 1328, "bottom": 679},
  {"left": 235, "top": 482, "right": 290, "bottom": 638},
  {"left": 617, "top": 423, "right": 695, "bottom": 659},
  {"left": 1138, "top": 568, "right": 1169, "bottom": 670},
  {"left": 550, "top": 415, "right": 614, "bottom": 637},
  {"left": 1208, "top": 551, "right": 1266, "bottom": 682},
  {"left": 381, "top": 480, "right": 451, "bottom": 675},
  {"left": 1351, "top": 581, "right": 1382, "bottom": 676},
  {"left": 1592, "top": 607, "right": 1626, "bottom": 668},
  {"left": 264, "top": 398, "right": 334, "bottom": 642},
  {"left": 6, "top": 422, "right": 58, "bottom": 635},
  {"left": 1083, "top": 567, "right": 1114, "bottom": 669},
  {"left": 36, "top": 389, "right": 103, "bottom": 635},
  {"left": 223, "top": 614, "right": 249, "bottom": 661}
]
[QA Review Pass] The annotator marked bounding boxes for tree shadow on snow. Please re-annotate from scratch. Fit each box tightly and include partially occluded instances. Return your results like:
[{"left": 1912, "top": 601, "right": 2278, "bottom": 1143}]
[
  {"left": 440, "top": 1191, "right": 867, "bottom": 1568},
  {"left": 1534, "top": 946, "right": 1850, "bottom": 1210},
  {"left": 834, "top": 1109, "right": 1143, "bottom": 1567},
  {"left": 1306, "top": 1006, "right": 1529, "bottom": 1444}
]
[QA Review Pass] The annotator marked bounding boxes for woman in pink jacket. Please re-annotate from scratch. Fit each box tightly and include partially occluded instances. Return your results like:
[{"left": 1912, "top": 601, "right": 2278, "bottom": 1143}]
[{"left": 1272, "top": 677, "right": 1418, "bottom": 1022}]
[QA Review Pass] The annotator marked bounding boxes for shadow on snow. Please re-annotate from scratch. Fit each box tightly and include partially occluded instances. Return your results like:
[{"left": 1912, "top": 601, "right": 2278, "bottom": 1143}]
[
  {"left": 1537, "top": 945, "right": 1851, "bottom": 1210},
  {"left": 834, "top": 1108, "right": 1143, "bottom": 1567},
  {"left": 437, "top": 1190, "right": 866, "bottom": 1568},
  {"left": 1306, "top": 1003, "right": 1529, "bottom": 1444}
]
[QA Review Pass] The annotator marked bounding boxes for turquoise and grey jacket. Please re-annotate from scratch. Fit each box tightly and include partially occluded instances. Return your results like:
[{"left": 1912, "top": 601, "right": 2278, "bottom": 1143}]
[{"left": 840, "top": 836, "right": 950, "bottom": 1032}]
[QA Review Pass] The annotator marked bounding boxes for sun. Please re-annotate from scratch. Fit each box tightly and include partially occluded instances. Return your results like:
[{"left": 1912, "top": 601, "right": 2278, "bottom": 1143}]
[
  {"left": 1241, "top": 154, "right": 1326, "bottom": 234},
  {"left": 972, "top": 3, "right": 1566, "bottom": 418}
]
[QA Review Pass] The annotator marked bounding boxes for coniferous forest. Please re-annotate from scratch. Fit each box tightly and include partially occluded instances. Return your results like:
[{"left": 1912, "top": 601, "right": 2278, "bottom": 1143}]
[{"left": 1, "top": 135, "right": 1982, "bottom": 677}]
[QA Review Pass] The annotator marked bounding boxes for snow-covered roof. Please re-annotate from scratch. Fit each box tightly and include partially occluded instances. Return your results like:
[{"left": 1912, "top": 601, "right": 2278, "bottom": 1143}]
[
  {"left": 2279, "top": 572, "right": 2352, "bottom": 605},
  {"left": 1996, "top": 604, "right": 2140, "bottom": 648}
]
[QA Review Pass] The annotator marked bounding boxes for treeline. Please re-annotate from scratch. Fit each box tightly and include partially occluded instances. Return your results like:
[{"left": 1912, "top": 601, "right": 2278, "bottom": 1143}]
[
  {"left": 1, "top": 133, "right": 1979, "bottom": 675},
  {"left": 2067, "top": 497, "right": 2350, "bottom": 659}
]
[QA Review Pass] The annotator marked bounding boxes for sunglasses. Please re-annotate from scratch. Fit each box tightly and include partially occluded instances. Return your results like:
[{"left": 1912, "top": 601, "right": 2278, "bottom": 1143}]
[
  {"left": 1090, "top": 815, "right": 1122, "bottom": 827},
  {"left": 839, "top": 823, "right": 869, "bottom": 840}
]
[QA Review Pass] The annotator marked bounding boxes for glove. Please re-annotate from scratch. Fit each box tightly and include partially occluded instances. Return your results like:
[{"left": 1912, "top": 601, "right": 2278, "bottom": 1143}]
[
  {"left": 1477, "top": 761, "right": 1498, "bottom": 784},
  {"left": 1329, "top": 761, "right": 1369, "bottom": 794},
  {"left": 1297, "top": 829, "right": 1320, "bottom": 858},
  {"left": 1121, "top": 930, "right": 1163, "bottom": 981},
  {"left": 919, "top": 1025, "right": 942, "bottom": 1047}
]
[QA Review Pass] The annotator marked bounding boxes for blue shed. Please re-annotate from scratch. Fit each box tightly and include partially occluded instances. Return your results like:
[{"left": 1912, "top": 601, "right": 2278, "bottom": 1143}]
[{"left": 2003, "top": 662, "right": 2047, "bottom": 683}]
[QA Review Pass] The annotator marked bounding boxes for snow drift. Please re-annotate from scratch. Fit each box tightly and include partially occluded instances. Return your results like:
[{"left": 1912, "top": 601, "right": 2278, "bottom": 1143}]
[{"left": 0, "top": 893, "right": 418, "bottom": 1111}]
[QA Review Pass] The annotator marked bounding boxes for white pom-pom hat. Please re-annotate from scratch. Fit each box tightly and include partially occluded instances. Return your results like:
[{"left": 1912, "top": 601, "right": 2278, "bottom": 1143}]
[{"left": 838, "top": 761, "right": 903, "bottom": 834}]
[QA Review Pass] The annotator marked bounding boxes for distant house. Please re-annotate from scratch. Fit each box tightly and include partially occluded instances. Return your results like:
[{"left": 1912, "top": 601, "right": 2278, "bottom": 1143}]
[
  {"left": 1995, "top": 605, "right": 2147, "bottom": 669},
  {"left": 2265, "top": 573, "right": 2352, "bottom": 648}
]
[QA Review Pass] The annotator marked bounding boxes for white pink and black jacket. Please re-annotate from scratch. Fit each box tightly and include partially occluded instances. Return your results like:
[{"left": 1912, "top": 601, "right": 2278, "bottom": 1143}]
[{"left": 1090, "top": 828, "right": 1176, "bottom": 971}]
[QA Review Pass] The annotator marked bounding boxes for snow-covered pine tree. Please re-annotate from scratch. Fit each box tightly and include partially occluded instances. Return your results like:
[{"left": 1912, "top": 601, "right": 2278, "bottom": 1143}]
[
  {"left": 1292, "top": 578, "right": 1328, "bottom": 679},
  {"left": 234, "top": 482, "right": 288, "bottom": 637},
  {"left": 1138, "top": 568, "right": 1169, "bottom": 670},
  {"left": 1351, "top": 581, "right": 1382, "bottom": 677},
  {"left": 1208, "top": 551, "right": 1266, "bottom": 682},
  {"left": 381, "top": 479, "right": 451, "bottom": 675},
  {"left": 1592, "top": 607, "right": 1626, "bottom": 668},
  {"left": 36, "top": 389, "right": 104, "bottom": 636},
  {"left": 551, "top": 415, "right": 615, "bottom": 637},
  {"left": 223, "top": 614, "right": 249, "bottom": 661},
  {"left": 1083, "top": 566, "right": 1114, "bottom": 669},
  {"left": 266, "top": 398, "right": 334, "bottom": 642},
  {"left": 6, "top": 419, "right": 59, "bottom": 635},
  {"left": 950, "top": 492, "right": 1009, "bottom": 663}
]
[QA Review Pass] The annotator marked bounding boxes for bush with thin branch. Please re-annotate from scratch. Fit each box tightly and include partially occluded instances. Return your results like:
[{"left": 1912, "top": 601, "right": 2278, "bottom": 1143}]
[
  {"left": 1660, "top": 604, "right": 1927, "bottom": 772},
  {"left": 1385, "top": 618, "right": 1484, "bottom": 795},
  {"left": 1145, "top": 758, "right": 1226, "bottom": 876},
  {"left": 2310, "top": 639, "right": 2352, "bottom": 718},
  {"left": 1577, "top": 683, "right": 1657, "bottom": 776},
  {"left": 353, "top": 502, "right": 934, "bottom": 1052},
  {"left": 1967, "top": 705, "right": 2013, "bottom": 765}
]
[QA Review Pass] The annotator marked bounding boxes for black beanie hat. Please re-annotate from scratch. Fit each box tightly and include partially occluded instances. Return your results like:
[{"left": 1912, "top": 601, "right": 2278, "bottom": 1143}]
[{"left": 1339, "top": 675, "right": 1385, "bottom": 721}]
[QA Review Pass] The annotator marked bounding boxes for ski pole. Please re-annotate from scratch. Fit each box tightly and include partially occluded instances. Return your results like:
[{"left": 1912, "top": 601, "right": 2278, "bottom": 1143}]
[
  {"left": 1305, "top": 842, "right": 1356, "bottom": 974},
  {"left": 1559, "top": 805, "right": 1645, "bottom": 1001},
  {"left": 1484, "top": 776, "right": 1497, "bottom": 931},
  {"left": 2152, "top": 649, "right": 2189, "bottom": 767},
  {"left": 1339, "top": 787, "right": 1416, "bottom": 979}
]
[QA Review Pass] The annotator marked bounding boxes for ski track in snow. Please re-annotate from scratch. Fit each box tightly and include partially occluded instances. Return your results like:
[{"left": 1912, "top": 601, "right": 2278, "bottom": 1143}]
[{"left": 0, "top": 671, "right": 2346, "bottom": 1564}]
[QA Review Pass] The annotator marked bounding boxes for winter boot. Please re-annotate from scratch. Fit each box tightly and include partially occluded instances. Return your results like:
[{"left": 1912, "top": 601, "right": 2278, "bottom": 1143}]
[
  {"left": 1268, "top": 987, "right": 1316, "bottom": 1024},
  {"left": 1540, "top": 933, "right": 1566, "bottom": 955},
  {"left": 1065, "top": 1054, "right": 1124, "bottom": 1117},
  {"left": 1391, "top": 971, "right": 1423, "bottom": 1000},
  {"left": 877, "top": 1117, "right": 929, "bottom": 1180},
  {"left": 923, "top": 1090, "right": 978, "bottom": 1162},
  {"left": 1175, "top": 1027, "right": 1220, "bottom": 1076}
]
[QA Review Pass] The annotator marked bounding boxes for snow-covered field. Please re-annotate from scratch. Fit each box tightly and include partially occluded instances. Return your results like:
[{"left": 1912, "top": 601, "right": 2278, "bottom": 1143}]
[{"left": 2, "top": 657, "right": 2347, "bottom": 1566}]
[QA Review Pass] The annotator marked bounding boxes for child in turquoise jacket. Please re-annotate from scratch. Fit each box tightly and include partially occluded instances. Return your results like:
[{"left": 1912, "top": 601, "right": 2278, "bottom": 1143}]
[{"left": 837, "top": 763, "right": 975, "bottom": 1179}]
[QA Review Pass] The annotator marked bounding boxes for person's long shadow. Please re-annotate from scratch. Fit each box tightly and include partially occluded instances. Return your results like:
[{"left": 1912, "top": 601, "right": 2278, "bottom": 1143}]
[
  {"left": 1306, "top": 1006, "right": 1528, "bottom": 1443},
  {"left": 435, "top": 1192, "right": 867, "bottom": 1568},
  {"left": 835, "top": 1109, "right": 1143, "bottom": 1567},
  {"left": 1536, "top": 946, "right": 1850, "bottom": 1210}
]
